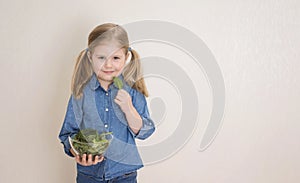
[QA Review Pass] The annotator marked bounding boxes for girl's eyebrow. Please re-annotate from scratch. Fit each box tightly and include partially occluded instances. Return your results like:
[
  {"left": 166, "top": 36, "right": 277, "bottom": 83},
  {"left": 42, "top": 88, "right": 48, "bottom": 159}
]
[{"left": 95, "top": 54, "right": 122, "bottom": 57}]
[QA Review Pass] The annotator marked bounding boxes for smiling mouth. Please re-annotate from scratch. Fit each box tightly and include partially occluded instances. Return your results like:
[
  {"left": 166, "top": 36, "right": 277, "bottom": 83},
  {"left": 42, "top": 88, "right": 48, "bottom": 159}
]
[{"left": 103, "top": 71, "right": 114, "bottom": 74}]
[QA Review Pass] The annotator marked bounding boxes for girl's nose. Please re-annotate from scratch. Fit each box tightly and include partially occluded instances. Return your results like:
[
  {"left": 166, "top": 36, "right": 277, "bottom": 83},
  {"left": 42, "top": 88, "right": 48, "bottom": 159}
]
[{"left": 104, "top": 58, "right": 113, "bottom": 67}]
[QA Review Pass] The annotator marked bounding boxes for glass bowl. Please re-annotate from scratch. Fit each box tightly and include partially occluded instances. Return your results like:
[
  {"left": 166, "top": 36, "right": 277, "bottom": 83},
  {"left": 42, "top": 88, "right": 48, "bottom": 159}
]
[{"left": 68, "top": 129, "right": 113, "bottom": 159}]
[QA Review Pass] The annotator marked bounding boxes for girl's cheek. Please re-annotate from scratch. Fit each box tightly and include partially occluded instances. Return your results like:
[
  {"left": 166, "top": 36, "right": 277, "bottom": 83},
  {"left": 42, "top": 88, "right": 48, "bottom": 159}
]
[
  {"left": 96, "top": 61, "right": 104, "bottom": 69},
  {"left": 115, "top": 64, "right": 121, "bottom": 70},
  {"left": 116, "top": 66, "right": 125, "bottom": 72},
  {"left": 115, "top": 61, "right": 125, "bottom": 70},
  {"left": 92, "top": 62, "right": 102, "bottom": 73}
]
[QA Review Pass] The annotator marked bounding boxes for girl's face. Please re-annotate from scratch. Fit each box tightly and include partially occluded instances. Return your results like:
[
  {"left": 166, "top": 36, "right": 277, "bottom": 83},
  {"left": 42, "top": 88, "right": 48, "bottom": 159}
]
[{"left": 88, "top": 43, "right": 128, "bottom": 85}]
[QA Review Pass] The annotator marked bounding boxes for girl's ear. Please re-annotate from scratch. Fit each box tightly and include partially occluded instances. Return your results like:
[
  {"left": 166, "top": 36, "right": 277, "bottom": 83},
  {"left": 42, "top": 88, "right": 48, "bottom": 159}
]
[{"left": 125, "top": 51, "right": 132, "bottom": 65}]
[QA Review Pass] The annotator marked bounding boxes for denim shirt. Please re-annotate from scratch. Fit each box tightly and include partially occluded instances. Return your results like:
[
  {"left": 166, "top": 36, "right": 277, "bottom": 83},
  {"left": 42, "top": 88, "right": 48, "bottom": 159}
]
[{"left": 58, "top": 74, "right": 155, "bottom": 180}]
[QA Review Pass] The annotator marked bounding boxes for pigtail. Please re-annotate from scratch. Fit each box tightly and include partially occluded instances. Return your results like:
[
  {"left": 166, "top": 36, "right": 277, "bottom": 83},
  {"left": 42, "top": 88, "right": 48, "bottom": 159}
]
[
  {"left": 71, "top": 49, "right": 94, "bottom": 99},
  {"left": 123, "top": 48, "right": 149, "bottom": 97}
]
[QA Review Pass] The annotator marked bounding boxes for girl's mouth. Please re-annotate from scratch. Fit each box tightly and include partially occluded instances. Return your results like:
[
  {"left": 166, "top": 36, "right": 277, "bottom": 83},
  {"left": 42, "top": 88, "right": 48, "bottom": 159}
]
[{"left": 103, "top": 71, "right": 114, "bottom": 74}]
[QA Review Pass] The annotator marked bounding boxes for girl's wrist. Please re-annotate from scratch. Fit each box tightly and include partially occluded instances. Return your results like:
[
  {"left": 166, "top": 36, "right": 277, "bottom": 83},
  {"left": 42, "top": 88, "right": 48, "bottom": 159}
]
[{"left": 123, "top": 102, "right": 134, "bottom": 114}]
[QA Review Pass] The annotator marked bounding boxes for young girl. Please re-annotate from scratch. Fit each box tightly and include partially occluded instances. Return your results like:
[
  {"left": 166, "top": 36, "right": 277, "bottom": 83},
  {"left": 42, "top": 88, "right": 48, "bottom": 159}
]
[{"left": 59, "top": 23, "right": 155, "bottom": 183}]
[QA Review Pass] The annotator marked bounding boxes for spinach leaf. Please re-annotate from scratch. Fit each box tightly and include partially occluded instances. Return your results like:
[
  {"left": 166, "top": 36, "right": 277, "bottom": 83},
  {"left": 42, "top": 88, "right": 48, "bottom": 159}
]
[{"left": 113, "top": 77, "right": 123, "bottom": 89}]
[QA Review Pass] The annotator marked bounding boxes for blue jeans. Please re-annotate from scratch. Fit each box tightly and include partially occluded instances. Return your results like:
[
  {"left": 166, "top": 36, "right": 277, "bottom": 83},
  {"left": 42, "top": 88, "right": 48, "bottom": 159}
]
[{"left": 77, "top": 171, "right": 137, "bottom": 183}]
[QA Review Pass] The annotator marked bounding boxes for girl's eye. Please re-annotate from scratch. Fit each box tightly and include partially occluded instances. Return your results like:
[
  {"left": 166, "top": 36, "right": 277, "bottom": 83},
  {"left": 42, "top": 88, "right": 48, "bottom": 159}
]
[
  {"left": 98, "top": 56, "right": 105, "bottom": 60},
  {"left": 113, "top": 57, "right": 120, "bottom": 60}
]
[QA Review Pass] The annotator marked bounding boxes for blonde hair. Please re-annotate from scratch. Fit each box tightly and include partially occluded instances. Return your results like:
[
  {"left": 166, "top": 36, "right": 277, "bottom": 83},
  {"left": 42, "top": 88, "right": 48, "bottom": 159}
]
[{"left": 71, "top": 23, "right": 148, "bottom": 99}]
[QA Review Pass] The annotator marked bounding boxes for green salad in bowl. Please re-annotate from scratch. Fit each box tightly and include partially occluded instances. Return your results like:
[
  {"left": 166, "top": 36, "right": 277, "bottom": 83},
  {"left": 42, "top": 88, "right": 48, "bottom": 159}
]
[{"left": 69, "top": 129, "right": 113, "bottom": 159}]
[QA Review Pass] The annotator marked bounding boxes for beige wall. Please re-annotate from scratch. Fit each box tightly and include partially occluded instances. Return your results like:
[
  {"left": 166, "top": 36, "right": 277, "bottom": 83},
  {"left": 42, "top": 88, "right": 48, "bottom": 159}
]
[{"left": 1, "top": 0, "right": 299, "bottom": 182}]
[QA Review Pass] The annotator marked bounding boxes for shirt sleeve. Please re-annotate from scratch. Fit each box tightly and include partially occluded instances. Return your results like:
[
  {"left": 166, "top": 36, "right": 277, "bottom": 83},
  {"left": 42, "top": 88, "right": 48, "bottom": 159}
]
[
  {"left": 58, "top": 96, "right": 80, "bottom": 157},
  {"left": 129, "top": 89, "right": 156, "bottom": 140}
]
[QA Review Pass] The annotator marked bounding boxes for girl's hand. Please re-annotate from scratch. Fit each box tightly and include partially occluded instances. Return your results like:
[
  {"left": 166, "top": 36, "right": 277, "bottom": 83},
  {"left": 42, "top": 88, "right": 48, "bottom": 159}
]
[
  {"left": 114, "top": 89, "right": 143, "bottom": 134},
  {"left": 114, "top": 89, "right": 132, "bottom": 113},
  {"left": 70, "top": 148, "right": 104, "bottom": 166}
]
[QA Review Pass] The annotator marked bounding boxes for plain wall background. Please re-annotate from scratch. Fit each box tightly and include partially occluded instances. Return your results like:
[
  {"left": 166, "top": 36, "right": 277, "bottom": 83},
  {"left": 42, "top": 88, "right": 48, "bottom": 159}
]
[{"left": 0, "top": 0, "right": 299, "bottom": 182}]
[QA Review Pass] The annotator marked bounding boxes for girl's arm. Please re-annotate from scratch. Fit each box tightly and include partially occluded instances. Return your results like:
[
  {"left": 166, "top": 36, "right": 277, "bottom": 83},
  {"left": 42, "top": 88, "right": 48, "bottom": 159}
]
[
  {"left": 114, "top": 89, "right": 142, "bottom": 134},
  {"left": 58, "top": 96, "right": 80, "bottom": 157},
  {"left": 114, "top": 89, "right": 155, "bottom": 139}
]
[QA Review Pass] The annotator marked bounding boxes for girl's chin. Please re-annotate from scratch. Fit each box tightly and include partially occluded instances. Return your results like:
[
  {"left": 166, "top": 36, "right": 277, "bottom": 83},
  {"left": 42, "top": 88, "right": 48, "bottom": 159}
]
[{"left": 97, "top": 75, "right": 114, "bottom": 82}]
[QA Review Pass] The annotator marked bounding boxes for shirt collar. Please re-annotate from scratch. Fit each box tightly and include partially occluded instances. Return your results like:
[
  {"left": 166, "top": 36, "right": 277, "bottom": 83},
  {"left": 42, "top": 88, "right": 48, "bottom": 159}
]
[{"left": 88, "top": 73, "right": 100, "bottom": 90}]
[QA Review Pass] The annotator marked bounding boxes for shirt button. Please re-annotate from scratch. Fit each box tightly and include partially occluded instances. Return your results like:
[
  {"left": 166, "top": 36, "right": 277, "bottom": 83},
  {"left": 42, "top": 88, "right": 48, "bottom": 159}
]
[
  {"left": 104, "top": 124, "right": 108, "bottom": 128},
  {"left": 105, "top": 108, "right": 109, "bottom": 112},
  {"left": 106, "top": 93, "right": 108, "bottom": 96}
]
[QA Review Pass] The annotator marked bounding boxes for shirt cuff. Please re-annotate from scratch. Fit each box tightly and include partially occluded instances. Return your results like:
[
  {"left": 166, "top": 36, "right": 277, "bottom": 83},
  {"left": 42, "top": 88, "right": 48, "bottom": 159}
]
[
  {"left": 128, "top": 116, "right": 155, "bottom": 140},
  {"left": 62, "top": 137, "right": 74, "bottom": 157}
]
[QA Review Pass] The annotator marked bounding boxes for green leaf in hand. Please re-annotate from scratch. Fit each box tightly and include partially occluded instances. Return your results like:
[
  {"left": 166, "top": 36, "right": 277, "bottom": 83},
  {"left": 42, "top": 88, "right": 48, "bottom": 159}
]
[{"left": 113, "top": 76, "right": 123, "bottom": 89}]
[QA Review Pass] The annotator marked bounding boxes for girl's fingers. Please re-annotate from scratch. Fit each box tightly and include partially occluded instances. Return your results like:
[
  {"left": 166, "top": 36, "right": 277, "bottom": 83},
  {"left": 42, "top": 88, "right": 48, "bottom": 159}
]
[
  {"left": 92, "top": 156, "right": 99, "bottom": 165},
  {"left": 97, "top": 156, "right": 104, "bottom": 163},
  {"left": 115, "top": 95, "right": 127, "bottom": 103},
  {"left": 114, "top": 99, "right": 121, "bottom": 105},
  {"left": 116, "top": 90, "right": 127, "bottom": 98},
  {"left": 87, "top": 154, "right": 93, "bottom": 165},
  {"left": 115, "top": 95, "right": 121, "bottom": 101},
  {"left": 118, "top": 89, "right": 125, "bottom": 93},
  {"left": 81, "top": 154, "right": 87, "bottom": 165},
  {"left": 119, "top": 90, "right": 129, "bottom": 98},
  {"left": 93, "top": 156, "right": 100, "bottom": 165},
  {"left": 75, "top": 155, "right": 81, "bottom": 164},
  {"left": 76, "top": 154, "right": 104, "bottom": 166},
  {"left": 117, "top": 90, "right": 124, "bottom": 96},
  {"left": 91, "top": 155, "right": 104, "bottom": 165},
  {"left": 99, "top": 156, "right": 104, "bottom": 162}
]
